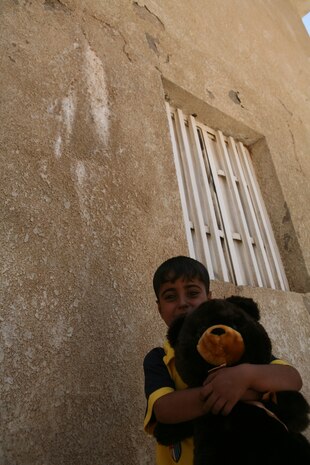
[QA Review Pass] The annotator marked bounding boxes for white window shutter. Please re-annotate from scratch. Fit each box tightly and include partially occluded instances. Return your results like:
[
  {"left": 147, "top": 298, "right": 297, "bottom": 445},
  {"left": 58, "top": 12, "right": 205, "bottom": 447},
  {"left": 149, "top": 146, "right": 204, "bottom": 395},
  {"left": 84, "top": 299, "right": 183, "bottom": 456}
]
[{"left": 165, "top": 104, "right": 289, "bottom": 291}]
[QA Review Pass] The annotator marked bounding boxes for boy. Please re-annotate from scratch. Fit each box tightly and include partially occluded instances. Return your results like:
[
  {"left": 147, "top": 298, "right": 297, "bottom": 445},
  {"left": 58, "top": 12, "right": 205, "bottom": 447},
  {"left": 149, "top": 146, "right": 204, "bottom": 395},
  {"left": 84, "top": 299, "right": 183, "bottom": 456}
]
[{"left": 143, "top": 256, "right": 302, "bottom": 465}]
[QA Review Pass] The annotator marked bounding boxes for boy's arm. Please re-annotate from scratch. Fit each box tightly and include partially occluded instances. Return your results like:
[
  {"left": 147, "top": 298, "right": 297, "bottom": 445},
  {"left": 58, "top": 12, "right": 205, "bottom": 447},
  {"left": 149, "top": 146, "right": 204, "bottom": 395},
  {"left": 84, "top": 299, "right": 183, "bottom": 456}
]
[
  {"left": 144, "top": 348, "right": 204, "bottom": 427},
  {"left": 153, "top": 364, "right": 302, "bottom": 423},
  {"left": 201, "top": 364, "right": 302, "bottom": 416},
  {"left": 153, "top": 387, "right": 205, "bottom": 423},
  {"left": 145, "top": 348, "right": 208, "bottom": 424}
]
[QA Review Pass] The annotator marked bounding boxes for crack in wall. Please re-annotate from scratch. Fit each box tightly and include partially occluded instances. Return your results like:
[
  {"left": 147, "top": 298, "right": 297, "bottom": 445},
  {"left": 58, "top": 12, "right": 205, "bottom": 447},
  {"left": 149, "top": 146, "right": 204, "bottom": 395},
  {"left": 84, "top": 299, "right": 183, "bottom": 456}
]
[
  {"left": 43, "top": 0, "right": 72, "bottom": 12},
  {"left": 282, "top": 201, "right": 291, "bottom": 224},
  {"left": 83, "top": 13, "right": 133, "bottom": 63},
  {"left": 133, "top": 2, "right": 165, "bottom": 30},
  {"left": 278, "top": 98, "right": 293, "bottom": 117},
  {"left": 145, "top": 32, "right": 159, "bottom": 55},
  {"left": 228, "top": 90, "right": 245, "bottom": 108},
  {"left": 289, "top": 127, "right": 304, "bottom": 175}
]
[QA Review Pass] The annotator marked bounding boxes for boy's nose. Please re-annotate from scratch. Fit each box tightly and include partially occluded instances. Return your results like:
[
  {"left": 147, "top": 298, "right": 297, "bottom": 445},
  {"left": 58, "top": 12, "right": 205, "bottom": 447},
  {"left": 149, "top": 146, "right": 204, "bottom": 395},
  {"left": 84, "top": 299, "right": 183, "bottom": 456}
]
[{"left": 178, "top": 296, "right": 189, "bottom": 308}]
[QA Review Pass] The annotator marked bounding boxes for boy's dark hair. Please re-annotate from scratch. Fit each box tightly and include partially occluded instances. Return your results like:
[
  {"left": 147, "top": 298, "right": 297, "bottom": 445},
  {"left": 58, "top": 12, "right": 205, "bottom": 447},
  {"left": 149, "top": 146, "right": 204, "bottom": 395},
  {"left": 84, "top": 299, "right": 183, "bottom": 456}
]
[{"left": 153, "top": 256, "right": 210, "bottom": 298}]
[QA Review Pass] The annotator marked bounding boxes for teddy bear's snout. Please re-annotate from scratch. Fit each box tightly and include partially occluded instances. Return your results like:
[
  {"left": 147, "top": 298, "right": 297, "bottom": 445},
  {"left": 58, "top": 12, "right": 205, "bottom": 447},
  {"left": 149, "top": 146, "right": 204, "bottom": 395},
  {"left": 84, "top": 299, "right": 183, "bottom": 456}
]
[
  {"left": 197, "top": 324, "right": 245, "bottom": 366},
  {"left": 210, "top": 327, "right": 225, "bottom": 336}
]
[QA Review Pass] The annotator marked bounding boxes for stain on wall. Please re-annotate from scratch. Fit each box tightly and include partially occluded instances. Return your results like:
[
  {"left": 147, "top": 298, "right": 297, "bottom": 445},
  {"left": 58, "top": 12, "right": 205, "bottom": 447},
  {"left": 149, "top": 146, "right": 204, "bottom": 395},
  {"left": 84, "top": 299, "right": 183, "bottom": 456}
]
[{"left": 84, "top": 42, "right": 110, "bottom": 145}]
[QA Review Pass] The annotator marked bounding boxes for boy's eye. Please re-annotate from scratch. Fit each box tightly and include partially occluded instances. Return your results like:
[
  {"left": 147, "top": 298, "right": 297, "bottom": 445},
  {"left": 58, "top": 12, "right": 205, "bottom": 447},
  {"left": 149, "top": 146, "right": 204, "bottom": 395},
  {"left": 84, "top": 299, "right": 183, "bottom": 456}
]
[
  {"left": 188, "top": 291, "right": 200, "bottom": 298},
  {"left": 164, "top": 294, "right": 176, "bottom": 301}
]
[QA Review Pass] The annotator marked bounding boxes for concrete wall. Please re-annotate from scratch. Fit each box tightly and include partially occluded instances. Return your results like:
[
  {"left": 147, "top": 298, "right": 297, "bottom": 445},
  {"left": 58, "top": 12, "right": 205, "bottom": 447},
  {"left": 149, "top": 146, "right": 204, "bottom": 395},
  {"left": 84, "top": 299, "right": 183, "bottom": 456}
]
[{"left": 0, "top": 1, "right": 309, "bottom": 464}]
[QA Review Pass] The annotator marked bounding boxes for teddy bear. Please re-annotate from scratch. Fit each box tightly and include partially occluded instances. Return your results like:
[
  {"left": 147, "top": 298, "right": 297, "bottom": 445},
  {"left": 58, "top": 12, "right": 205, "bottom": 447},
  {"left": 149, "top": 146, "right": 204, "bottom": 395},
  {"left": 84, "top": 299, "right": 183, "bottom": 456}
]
[{"left": 154, "top": 296, "right": 310, "bottom": 465}]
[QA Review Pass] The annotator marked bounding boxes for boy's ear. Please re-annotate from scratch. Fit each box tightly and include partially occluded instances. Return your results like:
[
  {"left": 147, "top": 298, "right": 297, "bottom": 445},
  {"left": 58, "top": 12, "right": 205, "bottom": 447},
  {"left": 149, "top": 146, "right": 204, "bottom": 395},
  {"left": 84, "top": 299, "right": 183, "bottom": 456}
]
[
  {"left": 225, "top": 295, "right": 260, "bottom": 321},
  {"left": 167, "top": 315, "right": 186, "bottom": 347}
]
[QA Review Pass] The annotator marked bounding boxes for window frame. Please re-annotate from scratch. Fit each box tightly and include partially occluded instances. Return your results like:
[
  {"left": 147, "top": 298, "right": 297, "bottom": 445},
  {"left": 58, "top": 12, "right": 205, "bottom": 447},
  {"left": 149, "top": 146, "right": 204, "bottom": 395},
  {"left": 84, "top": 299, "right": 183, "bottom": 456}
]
[{"left": 166, "top": 102, "right": 289, "bottom": 291}]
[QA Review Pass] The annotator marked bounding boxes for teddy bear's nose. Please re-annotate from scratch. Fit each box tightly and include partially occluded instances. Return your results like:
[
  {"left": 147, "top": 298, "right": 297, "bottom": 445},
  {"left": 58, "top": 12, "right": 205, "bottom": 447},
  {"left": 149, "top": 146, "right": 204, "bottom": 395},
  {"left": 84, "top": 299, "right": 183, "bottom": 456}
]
[{"left": 210, "top": 327, "right": 225, "bottom": 336}]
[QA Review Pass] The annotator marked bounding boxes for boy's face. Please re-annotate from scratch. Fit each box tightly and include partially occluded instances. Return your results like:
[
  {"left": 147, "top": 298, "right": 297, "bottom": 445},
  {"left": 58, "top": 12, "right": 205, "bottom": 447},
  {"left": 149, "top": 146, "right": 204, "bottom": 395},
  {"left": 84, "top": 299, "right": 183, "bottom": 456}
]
[{"left": 157, "top": 276, "right": 211, "bottom": 326}]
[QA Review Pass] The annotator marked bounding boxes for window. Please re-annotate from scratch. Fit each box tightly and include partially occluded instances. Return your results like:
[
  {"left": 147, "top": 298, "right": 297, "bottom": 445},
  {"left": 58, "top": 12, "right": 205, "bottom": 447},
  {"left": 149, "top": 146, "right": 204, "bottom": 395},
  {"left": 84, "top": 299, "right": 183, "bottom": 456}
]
[
  {"left": 302, "top": 12, "right": 310, "bottom": 36},
  {"left": 166, "top": 103, "right": 289, "bottom": 290}
]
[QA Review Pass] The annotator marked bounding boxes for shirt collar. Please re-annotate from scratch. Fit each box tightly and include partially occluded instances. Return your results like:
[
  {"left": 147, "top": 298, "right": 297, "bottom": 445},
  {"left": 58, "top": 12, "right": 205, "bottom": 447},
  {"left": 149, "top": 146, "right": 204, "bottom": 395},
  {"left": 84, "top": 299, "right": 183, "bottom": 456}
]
[{"left": 163, "top": 339, "right": 175, "bottom": 364}]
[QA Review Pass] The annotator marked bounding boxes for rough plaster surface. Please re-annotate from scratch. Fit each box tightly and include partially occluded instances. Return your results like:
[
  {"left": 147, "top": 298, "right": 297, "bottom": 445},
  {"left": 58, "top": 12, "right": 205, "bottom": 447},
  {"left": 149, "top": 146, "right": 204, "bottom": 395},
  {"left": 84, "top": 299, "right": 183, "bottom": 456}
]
[{"left": 0, "top": 1, "right": 309, "bottom": 464}]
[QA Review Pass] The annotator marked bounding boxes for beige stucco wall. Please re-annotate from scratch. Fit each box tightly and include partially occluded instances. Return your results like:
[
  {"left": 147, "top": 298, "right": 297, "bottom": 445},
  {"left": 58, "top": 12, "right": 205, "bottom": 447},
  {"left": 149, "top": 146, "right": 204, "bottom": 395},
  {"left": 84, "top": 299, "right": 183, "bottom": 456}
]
[
  {"left": 0, "top": 1, "right": 309, "bottom": 464},
  {"left": 290, "top": 0, "right": 310, "bottom": 17}
]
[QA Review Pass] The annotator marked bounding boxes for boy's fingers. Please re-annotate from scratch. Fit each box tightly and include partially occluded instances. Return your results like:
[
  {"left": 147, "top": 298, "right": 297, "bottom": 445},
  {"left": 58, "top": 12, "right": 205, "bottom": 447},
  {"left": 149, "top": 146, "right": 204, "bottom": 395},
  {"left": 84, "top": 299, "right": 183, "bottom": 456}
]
[
  {"left": 200, "top": 383, "right": 213, "bottom": 400},
  {"left": 220, "top": 400, "right": 235, "bottom": 416},
  {"left": 202, "top": 395, "right": 215, "bottom": 413},
  {"left": 202, "top": 394, "right": 228, "bottom": 415},
  {"left": 203, "top": 388, "right": 235, "bottom": 415},
  {"left": 210, "top": 398, "right": 227, "bottom": 415},
  {"left": 202, "top": 392, "right": 220, "bottom": 413}
]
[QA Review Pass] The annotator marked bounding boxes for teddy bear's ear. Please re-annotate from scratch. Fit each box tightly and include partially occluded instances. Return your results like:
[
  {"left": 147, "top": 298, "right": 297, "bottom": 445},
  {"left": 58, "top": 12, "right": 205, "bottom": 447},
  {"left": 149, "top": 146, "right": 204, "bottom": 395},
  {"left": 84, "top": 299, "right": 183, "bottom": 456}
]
[
  {"left": 226, "top": 295, "right": 260, "bottom": 321},
  {"left": 167, "top": 315, "right": 187, "bottom": 347}
]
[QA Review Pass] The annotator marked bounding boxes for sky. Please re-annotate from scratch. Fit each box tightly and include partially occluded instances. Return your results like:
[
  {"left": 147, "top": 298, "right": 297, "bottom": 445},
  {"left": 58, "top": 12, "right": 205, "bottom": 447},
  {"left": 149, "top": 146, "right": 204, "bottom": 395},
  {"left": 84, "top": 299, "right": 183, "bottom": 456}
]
[{"left": 302, "top": 12, "right": 310, "bottom": 35}]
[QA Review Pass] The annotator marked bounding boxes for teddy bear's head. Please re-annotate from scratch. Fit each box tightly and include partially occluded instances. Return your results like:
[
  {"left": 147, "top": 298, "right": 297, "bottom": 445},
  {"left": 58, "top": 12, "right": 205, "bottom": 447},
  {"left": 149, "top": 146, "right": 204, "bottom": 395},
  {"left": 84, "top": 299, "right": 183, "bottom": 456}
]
[{"left": 167, "top": 296, "right": 272, "bottom": 387}]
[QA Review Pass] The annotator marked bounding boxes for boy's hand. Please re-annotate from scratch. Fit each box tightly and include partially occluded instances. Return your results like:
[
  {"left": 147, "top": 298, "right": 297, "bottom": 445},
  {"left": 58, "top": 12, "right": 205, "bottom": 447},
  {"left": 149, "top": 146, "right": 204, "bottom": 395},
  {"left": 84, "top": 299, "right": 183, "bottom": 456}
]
[
  {"left": 200, "top": 365, "right": 251, "bottom": 416},
  {"left": 200, "top": 363, "right": 302, "bottom": 417}
]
